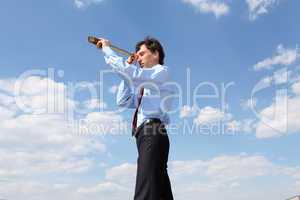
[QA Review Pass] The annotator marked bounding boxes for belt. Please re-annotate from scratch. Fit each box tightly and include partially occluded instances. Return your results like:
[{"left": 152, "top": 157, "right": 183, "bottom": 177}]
[
  {"left": 133, "top": 118, "right": 165, "bottom": 137},
  {"left": 143, "top": 118, "right": 162, "bottom": 125}
]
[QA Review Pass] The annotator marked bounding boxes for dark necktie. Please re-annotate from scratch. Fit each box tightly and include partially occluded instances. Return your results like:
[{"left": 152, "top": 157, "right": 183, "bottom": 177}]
[{"left": 132, "top": 87, "right": 144, "bottom": 136}]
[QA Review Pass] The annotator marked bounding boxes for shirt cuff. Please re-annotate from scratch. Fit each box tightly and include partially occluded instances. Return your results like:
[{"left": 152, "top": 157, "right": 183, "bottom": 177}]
[{"left": 102, "top": 46, "right": 115, "bottom": 57}]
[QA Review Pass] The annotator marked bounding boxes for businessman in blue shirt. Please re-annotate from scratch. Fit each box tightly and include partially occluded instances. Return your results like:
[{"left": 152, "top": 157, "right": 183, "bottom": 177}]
[{"left": 97, "top": 36, "right": 174, "bottom": 200}]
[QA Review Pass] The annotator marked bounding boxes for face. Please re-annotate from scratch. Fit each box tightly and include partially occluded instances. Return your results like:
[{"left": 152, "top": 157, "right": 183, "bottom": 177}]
[{"left": 136, "top": 44, "right": 159, "bottom": 68}]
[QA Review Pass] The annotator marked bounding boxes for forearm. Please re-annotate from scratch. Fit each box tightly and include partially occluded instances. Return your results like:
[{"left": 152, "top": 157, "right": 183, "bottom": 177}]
[{"left": 102, "top": 46, "right": 136, "bottom": 77}]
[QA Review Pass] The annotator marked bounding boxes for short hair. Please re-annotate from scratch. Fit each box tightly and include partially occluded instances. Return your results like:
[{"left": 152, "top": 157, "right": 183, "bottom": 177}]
[{"left": 135, "top": 36, "right": 165, "bottom": 65}]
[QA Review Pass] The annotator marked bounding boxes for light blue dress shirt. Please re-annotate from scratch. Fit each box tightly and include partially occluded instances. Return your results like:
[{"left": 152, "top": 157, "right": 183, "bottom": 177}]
[{"left": 102, "top": 46, "right": 174, "bottom": 126}]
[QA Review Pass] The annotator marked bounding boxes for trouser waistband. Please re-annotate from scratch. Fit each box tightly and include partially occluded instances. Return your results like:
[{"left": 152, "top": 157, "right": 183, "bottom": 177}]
[{"left": 133, "top": 118, "right": 166, "bottom": 138}]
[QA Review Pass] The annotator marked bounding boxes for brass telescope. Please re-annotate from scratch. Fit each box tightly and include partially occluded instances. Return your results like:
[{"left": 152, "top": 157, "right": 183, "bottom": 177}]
[{"left": 88, "top": 36, "right": 132, "bottom": 57}]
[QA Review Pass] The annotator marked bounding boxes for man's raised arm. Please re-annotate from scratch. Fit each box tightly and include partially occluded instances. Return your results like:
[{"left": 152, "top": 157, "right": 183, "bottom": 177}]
[{"left": 96, "top": 38, "right": 137, "bottom": 77}]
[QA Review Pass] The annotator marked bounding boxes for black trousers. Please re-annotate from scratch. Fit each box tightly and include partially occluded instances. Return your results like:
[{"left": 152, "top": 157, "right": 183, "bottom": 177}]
[{"left": 134, "top": 120, "right": 174, "bottom": 200}]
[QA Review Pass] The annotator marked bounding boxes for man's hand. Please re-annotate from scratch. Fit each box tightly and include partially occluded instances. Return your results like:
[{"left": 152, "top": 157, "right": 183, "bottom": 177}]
[
  {"left": 96, "top": 38, "right": 111, "bottom": 49},
  {"left": 127, "top": 53, "right": 138, "bottom": 64}
]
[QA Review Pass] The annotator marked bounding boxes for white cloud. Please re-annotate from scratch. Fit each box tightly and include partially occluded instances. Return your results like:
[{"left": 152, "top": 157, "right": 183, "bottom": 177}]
[
  {"left": 73, "top": 0, "right": 104, "bottom": 9},
  {"left": 0, "top": 112, "right": 107, "bottom": 176},
  {"left": 105, "top": 163, "right": 136, "bottom": 186},
  {"left": 83, "top": 98, "right": 107, "bottom": 110},
  {"left": 0, "top": 74, "right": 133, "bottom": 200},
  {"left": 273, "top": 67, "right": 291, "bottom": 84},
  {"left": 1, "top": 154, "right": 300, "bottom": 200},
  {"left": 0, "top": 93, "right": 14, "bottom": 106},
  {"left": 182, "top": 106, "right": 249, "bottom": 135},
  {"left": 255, "top": 68, "right": 300, "bottom": 88},
  {"left": 253, "top": 45, "right": 300, "bottom": 71},
  {"left": 249, "top": 68, "right": 296, "bottom": 124},
  {"left": 246, "top": 0, "right": 278, "bottom": 20},
  {"left": 251, "top": 46, "right": 300, "bottom": 138},
  {"left": 0, "top": 75, "right": 112, "bottom": 117},
  {"left": 182, "top": 0, "right": 230, "bottom": 18},
  {"left": 291, "top": 81, "right": 300, "bottom": 95},
  {"left": 77, "top": 163, "right": 136, "bottom": 199},
  {"left": 180, "top": 105, "right": 198, "bottom": 118},
  {"left": 0, "top": 75, "right": 126, "bottom": 188},
  {"left": 78, "top": 181, "right": 129, "bottom": 194},
  {"left": 79, "top": 154, "right": 300, "bottom": 200},
  {"left": 0, "top": 180, "right": 84, "bottom": 200},
  {"left": 0, "top": 149, "right": 96, "bottom": 177},
  {"left": 82, "top": 111, "right": 129, "bottom": 135},
  {"left": 16, "top": 76, "right": 66, "bottom": 96},
  {"left": 226, "top": 120, "right": 242, "bottom": 132},
  {"left": 0, "top": 105, "right": 15, "bottom": 120},
  {"left": 255, "top": 94, "right": 300, "bottom": 138},
  {"left": 226, "top": 119, "right": 255, "bottom": 133},
  {"left": 169, "top": 154, "right": 300, "bottom": 199},
  {"left": 258, "top": 75, "right": 274, "bottom": 89},
  {"left": 171, "top": 155, "right": 277, "bottom": 182},
  {"left": 180, "top": 105, "right": 255, "bottom": 135},
  {"left": 193, "top": 106, "right": 232, "bottom": 125},
  {"left": 0, "top": 78, "right": 15, "bottom": 94},
  {"left": 1, "top": 75, "right": 74, "bottom": 115}
]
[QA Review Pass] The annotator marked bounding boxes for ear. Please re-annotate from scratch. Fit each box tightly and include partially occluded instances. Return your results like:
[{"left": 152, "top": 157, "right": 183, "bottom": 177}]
[{"left": 154, "top": 50, "right": 159, "bottom": 60}]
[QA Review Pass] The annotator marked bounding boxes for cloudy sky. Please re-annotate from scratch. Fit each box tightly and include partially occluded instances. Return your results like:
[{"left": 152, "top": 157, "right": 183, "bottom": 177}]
[{"left": 0, "top": 0, "right": 300, "bottom": 199}]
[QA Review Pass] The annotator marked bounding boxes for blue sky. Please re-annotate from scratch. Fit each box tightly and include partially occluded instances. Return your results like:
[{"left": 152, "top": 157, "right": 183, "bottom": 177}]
[{"left": 1, "top": 0, "right": 300, "bottom": 199}]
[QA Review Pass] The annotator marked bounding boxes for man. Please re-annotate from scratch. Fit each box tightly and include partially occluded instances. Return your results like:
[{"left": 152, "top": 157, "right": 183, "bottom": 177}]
[{"left": 97, "top": 36, "right": 174, "bottom": 200}]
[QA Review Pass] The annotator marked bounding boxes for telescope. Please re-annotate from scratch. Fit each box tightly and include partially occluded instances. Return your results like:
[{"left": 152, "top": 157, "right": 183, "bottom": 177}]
[{"left": 88, "top": 36, "right": 132, "bottom": 57}]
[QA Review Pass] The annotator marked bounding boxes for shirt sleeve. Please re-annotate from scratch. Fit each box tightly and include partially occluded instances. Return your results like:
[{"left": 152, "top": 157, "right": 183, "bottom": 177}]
[
  {"left": 102, "top": 46, "right": 169, "bottom": 85},
  {"left": 116, "top": 79, "right": 137, "bottom": 109},
  {"left": 102, "top": 46, "right": 137, "bottom": 77}
]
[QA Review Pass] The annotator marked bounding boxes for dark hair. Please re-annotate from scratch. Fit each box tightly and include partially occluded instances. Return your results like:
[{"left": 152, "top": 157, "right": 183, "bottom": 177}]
[{"left": 135, "top": 36, "right": 165, "bottom": 65}]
